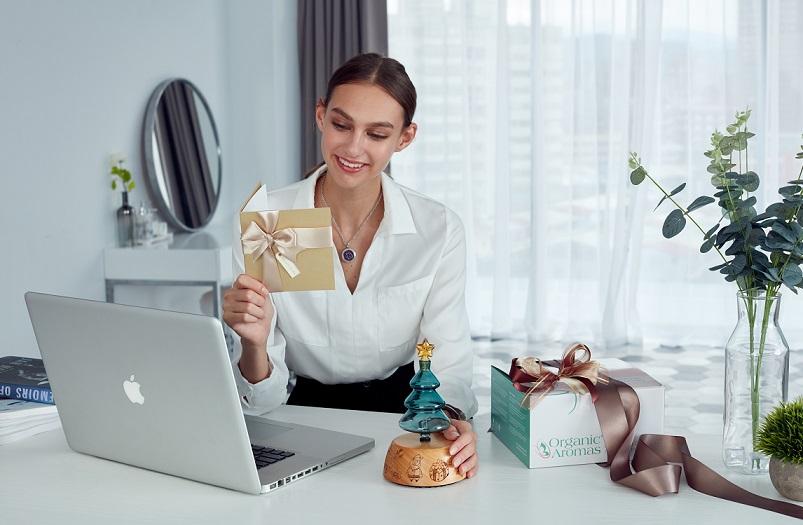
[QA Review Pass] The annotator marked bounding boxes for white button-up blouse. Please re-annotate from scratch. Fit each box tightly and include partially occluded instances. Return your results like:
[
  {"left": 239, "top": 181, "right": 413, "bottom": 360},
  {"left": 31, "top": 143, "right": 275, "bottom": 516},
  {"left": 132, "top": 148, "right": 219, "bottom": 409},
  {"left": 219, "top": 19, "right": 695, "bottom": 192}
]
[{"left": 230, "top": 166, "right": 477, "bottom": 417}]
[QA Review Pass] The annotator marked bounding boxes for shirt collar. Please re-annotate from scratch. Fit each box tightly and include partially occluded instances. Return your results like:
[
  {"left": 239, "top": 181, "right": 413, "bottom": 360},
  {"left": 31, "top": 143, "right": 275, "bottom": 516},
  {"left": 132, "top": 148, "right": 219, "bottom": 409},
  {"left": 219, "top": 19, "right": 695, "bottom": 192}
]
[
  {"left": 294, "top": 165, "right": 417, "bottom": 236},
  {"left": 380, "top": 172, "right": 417, "bottom": 235}
]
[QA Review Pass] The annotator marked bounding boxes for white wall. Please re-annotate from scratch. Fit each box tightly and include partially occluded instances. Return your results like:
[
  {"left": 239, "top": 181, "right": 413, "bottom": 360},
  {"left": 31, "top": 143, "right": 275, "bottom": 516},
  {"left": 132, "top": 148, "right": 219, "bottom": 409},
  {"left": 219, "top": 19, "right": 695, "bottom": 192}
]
[
  {"left": 0, "top": 0, "right": 299, "bottom": 358},
  {"left": 224, "top": 0, "right": 301, "bottom": 214}
]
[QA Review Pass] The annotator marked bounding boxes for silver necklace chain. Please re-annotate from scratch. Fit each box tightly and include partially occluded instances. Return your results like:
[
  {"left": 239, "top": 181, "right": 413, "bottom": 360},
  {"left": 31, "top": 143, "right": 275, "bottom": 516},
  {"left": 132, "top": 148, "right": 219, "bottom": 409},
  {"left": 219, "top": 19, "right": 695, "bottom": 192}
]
[{"left": 318, "top": 176, "right": 382, "bottom": 262}]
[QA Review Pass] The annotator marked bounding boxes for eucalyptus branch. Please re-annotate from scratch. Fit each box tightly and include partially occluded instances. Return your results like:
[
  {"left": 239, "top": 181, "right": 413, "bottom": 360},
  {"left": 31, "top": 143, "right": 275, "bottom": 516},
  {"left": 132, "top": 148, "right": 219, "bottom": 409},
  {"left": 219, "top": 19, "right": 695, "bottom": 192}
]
[
  {"left": 773, "top": 161, "right": 803, "bottom": 286},
  {"left": 634, "top": 163, "right": 729, "bottom": 265}
]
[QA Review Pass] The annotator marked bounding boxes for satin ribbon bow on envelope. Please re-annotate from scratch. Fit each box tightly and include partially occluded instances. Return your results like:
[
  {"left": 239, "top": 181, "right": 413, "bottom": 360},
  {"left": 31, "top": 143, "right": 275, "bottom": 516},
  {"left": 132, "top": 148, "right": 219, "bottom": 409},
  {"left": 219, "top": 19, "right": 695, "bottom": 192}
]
[
  {"left": 240, "top": 211, "right": 332, "bottom": 291},
  {"left": 508, "top": 343, "right": 607, "bottom": 407}
]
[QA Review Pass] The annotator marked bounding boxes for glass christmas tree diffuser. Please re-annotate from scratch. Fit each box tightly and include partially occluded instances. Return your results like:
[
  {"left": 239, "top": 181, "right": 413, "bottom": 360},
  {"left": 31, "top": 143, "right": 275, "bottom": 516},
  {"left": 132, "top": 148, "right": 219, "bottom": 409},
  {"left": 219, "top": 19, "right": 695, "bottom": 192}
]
[{"left": 383, "top": 340, "right": 465, "bottom": 487}]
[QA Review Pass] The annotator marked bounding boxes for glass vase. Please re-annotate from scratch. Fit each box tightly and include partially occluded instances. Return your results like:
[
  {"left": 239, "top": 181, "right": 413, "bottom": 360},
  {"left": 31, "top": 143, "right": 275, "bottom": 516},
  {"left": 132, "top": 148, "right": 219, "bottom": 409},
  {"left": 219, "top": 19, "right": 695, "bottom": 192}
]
[
  {"left": 722, "top": 289, "right": 789, "bottom": 474},
  {"left": 116, "top": 191, "right": 134, "bottom": 247}
]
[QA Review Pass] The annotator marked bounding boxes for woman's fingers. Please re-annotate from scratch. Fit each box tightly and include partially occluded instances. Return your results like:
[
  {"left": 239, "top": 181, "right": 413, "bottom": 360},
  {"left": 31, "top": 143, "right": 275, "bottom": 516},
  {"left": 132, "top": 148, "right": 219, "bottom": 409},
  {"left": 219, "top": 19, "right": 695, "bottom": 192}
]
[
  {"left": 224, "top": 287, "right": 267, "bottom": 308},
  {"left": 234, "top": 274, "right": 268, "bottom": 295},
  {"left": 223, "top": 311, "right": 261, "bottom": 325},
  {"left": 443, "top": 419, "right": 478, "bottom": 477},
  {"left": 225, "top": 301, "right": 266, "bottom": 320}
]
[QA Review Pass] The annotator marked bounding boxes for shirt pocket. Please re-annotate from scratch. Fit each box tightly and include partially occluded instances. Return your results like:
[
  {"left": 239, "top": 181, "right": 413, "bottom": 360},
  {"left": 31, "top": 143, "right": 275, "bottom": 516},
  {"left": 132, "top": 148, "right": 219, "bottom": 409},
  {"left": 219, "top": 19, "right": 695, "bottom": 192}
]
[
  {"left": 273, "top": 291, "right": 329, "bottom": 347},
  {"left": 377, "top": 275, "right": 434, "bottom": 351}
]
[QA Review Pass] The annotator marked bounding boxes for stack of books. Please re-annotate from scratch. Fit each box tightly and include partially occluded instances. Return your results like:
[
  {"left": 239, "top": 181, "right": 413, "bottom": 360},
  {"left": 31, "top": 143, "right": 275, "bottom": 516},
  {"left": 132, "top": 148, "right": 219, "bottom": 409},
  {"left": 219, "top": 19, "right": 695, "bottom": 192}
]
[
  {"left": 0, "top": 399, "right": 59, "bottom": 445},
  {"left": 0, "top": 355, "right": 60, "bottom": 445}
]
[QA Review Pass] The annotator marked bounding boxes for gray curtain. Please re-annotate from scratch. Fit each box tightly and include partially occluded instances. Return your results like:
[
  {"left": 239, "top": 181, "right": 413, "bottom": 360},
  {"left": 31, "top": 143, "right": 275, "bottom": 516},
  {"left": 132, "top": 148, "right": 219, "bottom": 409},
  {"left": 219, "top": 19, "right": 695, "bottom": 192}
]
[{"left": 298, "top": 0, "right": 388, "bottom": 175}]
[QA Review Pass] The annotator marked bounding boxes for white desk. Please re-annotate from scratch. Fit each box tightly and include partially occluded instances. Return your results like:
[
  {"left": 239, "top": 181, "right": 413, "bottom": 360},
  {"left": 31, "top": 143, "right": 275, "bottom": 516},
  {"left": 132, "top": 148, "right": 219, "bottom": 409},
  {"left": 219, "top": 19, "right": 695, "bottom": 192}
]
[
  {"left": 103, "top": 227, "right": 232, "bottom": 319},
  {"left": 0, "top": 406, "right": 798, "bottom": 525}
]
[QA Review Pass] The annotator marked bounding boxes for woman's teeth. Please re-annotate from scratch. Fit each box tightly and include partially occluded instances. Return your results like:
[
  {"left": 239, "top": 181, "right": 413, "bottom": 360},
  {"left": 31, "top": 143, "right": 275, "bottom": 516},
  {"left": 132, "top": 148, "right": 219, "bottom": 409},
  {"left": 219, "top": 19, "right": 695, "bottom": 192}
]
[{"left": 338, "top": 156, "right": 364, "bottom": 169}]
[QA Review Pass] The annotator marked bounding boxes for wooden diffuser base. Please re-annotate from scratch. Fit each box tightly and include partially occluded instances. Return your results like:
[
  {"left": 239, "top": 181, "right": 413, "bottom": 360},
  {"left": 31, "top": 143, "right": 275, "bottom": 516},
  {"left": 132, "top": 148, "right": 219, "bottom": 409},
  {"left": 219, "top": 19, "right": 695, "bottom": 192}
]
[{"left": 383, "top": 433, "right": 465, "bottom": 487}]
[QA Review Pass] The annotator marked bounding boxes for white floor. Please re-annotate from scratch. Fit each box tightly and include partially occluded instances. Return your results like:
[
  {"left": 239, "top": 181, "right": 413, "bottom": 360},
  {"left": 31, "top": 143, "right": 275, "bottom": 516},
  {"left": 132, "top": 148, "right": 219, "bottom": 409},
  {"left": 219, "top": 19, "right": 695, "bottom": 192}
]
[{"left": 472, "top": 339, "right": 803, "bottom": 434}]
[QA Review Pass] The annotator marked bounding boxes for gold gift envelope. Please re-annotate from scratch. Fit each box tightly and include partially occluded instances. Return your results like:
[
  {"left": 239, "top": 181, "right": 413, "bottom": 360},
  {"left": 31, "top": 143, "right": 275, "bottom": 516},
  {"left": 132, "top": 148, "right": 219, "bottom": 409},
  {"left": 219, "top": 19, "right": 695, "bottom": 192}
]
[{"left": 239, "top": 184, "right": 335, "bottom": 292}]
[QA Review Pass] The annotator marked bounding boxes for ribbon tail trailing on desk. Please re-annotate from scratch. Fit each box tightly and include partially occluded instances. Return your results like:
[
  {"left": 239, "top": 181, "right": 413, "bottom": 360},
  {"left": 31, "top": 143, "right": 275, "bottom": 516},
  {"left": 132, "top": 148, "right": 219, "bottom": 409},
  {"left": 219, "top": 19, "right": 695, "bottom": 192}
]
[{"left": 594, "top": 376, "right": 803, "bottom": 520}]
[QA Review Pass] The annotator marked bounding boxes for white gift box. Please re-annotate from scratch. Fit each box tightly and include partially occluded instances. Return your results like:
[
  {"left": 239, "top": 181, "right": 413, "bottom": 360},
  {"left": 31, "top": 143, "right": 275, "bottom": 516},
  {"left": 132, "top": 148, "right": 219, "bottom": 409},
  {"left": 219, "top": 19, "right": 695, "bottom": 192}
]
[{"left": 490, "top": 359, "right": 665, "bottom": 468}]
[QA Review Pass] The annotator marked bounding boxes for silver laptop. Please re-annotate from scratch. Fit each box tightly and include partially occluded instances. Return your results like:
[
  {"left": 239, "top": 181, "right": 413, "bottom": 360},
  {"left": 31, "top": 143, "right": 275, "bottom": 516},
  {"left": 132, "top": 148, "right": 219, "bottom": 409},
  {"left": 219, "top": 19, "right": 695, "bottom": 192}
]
[{"left": 24, "top": 292, "right": 374, "bottom": 494}]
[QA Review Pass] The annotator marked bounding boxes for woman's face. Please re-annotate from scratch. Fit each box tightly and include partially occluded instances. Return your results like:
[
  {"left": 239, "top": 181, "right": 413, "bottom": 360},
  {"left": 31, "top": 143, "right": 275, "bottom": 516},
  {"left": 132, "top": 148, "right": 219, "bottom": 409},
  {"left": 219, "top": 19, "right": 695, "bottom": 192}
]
[{"left": 316, "top": 82, "right": 416, "bottom": 190}]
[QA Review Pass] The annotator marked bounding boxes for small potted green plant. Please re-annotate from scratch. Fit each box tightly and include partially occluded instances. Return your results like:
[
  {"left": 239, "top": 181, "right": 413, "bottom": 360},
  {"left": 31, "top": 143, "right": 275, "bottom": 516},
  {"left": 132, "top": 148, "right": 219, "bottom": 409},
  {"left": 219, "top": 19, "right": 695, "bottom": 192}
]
[{"left": 756, "top": 398, "right": 803, "bottom": 500}]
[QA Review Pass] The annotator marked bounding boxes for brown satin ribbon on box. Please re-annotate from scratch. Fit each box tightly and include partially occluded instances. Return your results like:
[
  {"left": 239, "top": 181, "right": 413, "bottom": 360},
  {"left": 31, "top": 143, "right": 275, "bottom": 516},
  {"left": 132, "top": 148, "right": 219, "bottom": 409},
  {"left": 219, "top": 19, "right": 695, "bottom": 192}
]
[
  {"left": 508, "top": 343, "right": 803, "bottom": 519},
  {"left": 240, "top": 211, "right": 332, "bottom": 292},
  {"left": 596, "top": 377, "right": 803, "bottom": 519}
]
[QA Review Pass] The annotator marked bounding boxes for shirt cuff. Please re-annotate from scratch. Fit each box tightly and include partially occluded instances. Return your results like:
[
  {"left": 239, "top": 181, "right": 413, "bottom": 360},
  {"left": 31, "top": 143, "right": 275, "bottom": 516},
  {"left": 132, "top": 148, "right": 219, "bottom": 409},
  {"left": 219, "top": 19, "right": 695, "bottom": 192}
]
[{"left": 232, "top": 357, "right": 287, "bottom": 415}]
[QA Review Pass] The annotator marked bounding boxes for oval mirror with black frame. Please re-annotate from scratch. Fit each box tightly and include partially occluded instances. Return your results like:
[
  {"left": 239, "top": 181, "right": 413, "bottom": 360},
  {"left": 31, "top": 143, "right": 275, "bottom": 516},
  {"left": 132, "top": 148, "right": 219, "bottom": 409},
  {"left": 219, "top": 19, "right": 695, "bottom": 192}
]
[{"left": 143, "top": 78, "right": 222, "bottom": 232}]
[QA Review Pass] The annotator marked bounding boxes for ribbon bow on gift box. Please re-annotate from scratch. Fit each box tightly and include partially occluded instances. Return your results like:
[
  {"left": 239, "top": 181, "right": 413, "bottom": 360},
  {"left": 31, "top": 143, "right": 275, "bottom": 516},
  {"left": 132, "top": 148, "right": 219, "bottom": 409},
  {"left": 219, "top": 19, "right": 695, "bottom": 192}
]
[
  {"left": 508, "top": 343, "right": 607, "bottom": 407},
  {"left": 240, "top": 211, "right": 332, "bottom": 291}
]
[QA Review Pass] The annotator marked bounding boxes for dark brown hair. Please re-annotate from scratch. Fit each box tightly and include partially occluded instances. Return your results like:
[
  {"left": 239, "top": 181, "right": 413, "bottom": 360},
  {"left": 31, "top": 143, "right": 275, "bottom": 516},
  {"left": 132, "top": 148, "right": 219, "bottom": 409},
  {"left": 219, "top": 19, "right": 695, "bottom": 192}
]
[{"left": 322, "top": 53, "right": 417, "bottom": 127}]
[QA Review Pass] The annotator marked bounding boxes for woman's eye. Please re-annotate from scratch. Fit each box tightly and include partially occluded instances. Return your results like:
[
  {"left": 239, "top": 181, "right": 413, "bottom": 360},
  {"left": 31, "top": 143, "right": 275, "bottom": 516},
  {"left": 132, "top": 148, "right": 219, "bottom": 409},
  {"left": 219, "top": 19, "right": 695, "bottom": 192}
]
[
  {"left": 332, "top": 122, "right": 348, "bottom": 131},
  {"left": 368, "top": 133, "right": 388, "bottom": 140}
]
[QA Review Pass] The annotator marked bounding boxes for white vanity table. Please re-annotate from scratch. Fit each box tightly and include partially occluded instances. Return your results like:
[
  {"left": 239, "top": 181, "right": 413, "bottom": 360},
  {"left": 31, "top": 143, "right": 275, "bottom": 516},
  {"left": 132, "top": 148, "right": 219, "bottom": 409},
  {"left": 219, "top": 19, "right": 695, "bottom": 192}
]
[{"left": 103, "top": 226, "right": 233, "bottom": 319}]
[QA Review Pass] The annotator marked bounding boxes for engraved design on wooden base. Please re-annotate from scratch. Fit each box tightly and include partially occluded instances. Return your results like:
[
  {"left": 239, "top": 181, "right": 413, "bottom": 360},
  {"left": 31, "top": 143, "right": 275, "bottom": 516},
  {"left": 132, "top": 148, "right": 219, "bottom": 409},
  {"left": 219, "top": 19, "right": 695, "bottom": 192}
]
[{"left": 383, "top": 433, "right": 465, "bottom": 487}]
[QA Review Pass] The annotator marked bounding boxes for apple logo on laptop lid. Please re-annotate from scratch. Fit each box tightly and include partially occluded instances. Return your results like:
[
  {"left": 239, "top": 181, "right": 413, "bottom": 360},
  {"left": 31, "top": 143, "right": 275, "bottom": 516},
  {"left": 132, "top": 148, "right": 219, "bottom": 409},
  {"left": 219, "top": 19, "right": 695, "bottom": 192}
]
[{"left": 123, "top": 375, "right": 145, "bottom": 405}]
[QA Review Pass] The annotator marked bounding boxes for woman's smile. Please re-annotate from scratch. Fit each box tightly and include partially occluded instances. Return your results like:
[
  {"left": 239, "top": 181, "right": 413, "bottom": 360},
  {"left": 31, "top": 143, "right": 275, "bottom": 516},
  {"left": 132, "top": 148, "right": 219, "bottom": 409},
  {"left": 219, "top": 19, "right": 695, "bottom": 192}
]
[{"left": 334, "top": 155, "right": 368, "bottom": 173}]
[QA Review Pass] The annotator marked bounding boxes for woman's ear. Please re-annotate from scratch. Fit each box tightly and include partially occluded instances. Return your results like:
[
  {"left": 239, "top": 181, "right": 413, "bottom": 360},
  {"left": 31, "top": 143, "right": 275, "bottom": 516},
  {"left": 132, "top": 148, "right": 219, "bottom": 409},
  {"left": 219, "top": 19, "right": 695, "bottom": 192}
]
[
  {"left": 315, "top": 98, "right": 327, "bottom": 132},
  {"left": 395, "top": 122, "right": 418, "bottom": 152}
]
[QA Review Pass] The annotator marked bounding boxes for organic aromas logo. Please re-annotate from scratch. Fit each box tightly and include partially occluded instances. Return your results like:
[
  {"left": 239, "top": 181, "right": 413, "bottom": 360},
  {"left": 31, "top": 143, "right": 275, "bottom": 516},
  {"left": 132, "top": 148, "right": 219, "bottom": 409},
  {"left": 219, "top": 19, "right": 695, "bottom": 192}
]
[{"left": 537, "top": 434, "right": 602, "bottom": 460}]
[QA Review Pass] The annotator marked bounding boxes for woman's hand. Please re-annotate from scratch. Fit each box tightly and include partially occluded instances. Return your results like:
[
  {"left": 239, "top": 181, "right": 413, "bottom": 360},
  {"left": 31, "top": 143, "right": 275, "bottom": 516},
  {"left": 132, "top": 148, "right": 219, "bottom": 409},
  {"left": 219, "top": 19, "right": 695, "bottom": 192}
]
[
  {"left": 223, "top": 274, "right": 273, "bottom": 351},
  {"left": 442, "top": 419, "right": 478, "bottom": 478}
]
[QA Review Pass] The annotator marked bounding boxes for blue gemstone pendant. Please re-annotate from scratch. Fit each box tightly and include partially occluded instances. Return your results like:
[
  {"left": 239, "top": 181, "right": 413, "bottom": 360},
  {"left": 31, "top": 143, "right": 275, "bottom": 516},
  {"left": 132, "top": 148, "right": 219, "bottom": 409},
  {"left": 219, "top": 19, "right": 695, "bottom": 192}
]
[{"left": 341, "top": 247, "right": 357, "bottom": 262}]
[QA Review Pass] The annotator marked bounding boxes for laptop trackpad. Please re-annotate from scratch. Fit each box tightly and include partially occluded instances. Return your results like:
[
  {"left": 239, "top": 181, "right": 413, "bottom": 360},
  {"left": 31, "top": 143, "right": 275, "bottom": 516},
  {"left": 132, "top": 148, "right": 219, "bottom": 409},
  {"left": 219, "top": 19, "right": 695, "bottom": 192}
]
[{"left": 245, "top": 418, "right": 293, "bottom": 442}]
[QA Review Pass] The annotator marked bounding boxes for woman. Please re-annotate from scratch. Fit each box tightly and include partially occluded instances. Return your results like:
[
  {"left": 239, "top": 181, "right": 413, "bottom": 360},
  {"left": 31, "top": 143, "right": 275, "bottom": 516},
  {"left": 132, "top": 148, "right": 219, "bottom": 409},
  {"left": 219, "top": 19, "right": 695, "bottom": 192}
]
[{"left": 223, "top": 53, "right": 478, "bottom": 477}]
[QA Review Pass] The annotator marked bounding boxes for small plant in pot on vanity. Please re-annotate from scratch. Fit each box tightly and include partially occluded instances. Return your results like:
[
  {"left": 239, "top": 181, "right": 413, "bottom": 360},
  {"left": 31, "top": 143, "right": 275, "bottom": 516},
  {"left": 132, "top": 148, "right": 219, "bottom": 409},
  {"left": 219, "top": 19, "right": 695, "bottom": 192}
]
[
  {"left": 756, "top": 398, "right": 803, "bottom": 500},
  {"left": 629, "top": 110, "right": 803, "bottom": 474}
]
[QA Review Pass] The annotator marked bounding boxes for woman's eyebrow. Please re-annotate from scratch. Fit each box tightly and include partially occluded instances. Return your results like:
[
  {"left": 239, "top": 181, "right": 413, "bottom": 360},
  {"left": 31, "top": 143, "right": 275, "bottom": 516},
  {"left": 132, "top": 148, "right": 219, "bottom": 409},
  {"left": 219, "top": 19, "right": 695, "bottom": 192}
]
[{"left": 331, "top": 107, "right": 395, "bottom": 129}]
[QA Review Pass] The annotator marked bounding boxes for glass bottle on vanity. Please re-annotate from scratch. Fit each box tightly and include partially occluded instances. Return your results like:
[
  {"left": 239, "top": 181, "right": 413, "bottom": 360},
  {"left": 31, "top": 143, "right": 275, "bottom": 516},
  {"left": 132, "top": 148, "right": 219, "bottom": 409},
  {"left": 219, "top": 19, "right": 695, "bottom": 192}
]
[{"left": 116, "top": 191, "right": 134, "bottom": 247}]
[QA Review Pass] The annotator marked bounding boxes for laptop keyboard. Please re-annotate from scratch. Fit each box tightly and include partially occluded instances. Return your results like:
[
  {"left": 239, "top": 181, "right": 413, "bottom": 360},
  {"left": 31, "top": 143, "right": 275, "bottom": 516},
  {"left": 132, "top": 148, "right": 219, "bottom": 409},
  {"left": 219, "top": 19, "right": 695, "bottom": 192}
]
[{"left": 251, "top": 444, "right": 295, "bottom": 469}]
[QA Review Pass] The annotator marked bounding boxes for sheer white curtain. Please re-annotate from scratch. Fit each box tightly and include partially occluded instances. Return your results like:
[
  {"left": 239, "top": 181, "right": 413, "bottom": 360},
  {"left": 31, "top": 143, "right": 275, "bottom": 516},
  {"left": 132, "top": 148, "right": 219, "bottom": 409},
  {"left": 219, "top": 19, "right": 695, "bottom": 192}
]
[{"left": 388, "top": 0, "right": 803, "bottom": 347}]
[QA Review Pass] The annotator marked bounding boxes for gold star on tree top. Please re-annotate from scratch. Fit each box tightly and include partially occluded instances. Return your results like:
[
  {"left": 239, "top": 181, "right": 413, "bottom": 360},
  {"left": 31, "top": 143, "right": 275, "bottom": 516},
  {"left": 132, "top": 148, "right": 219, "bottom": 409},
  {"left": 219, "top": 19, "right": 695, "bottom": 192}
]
[{"left": 416, "top": 339, "right": 435, "bottom": 361}]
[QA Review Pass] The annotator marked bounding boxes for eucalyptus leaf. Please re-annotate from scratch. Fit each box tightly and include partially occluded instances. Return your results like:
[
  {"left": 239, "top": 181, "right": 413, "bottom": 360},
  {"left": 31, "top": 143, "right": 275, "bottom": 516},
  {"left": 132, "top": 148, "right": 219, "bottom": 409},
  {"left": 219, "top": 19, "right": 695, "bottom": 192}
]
[
  {"left": 704, "top": 224, "right": 719, "bottom": 240},
  {"left": 782, "top": 265, "right": 803, "bottom": 288},
  {"left": 716, "top": 228, "right": 737, "bottom": 247},
  {"left": 725, "top": 241, "right": 742, "bottom": 256},
  {"left": 741, "top": 172, "right": 760, "bottom": 192},
  {"left": 752, "top": 266, "right": 778, "bottom": 282},
  {"left": 669, "top": 183, "right": 686, "bottom": 196},
  {"left": 630, "top": 166, "right": 646, "bottom": 185},
  {"left": 662, "top": 209, "right": 686, "bottom": 238},
  {"left": 772, "top": 221, "right": 797, "bottom": 243},
  {"left": 700, "top": 239, "right": 714, "bottom": 253},
  {"left": 791, "top": 222, "right": 803, "bottom": 241},
  {"left": 730, "top": 254, "right": 747, "bottom": 274},
  {"left": 687, "top": 196, "right": 715, "bottom": 213},
  {"left": 748, "top": 227, "right": 765, "bottom": 246},
  {"left": 766, "top": 231, "right": 795, "bottom": 251}
]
